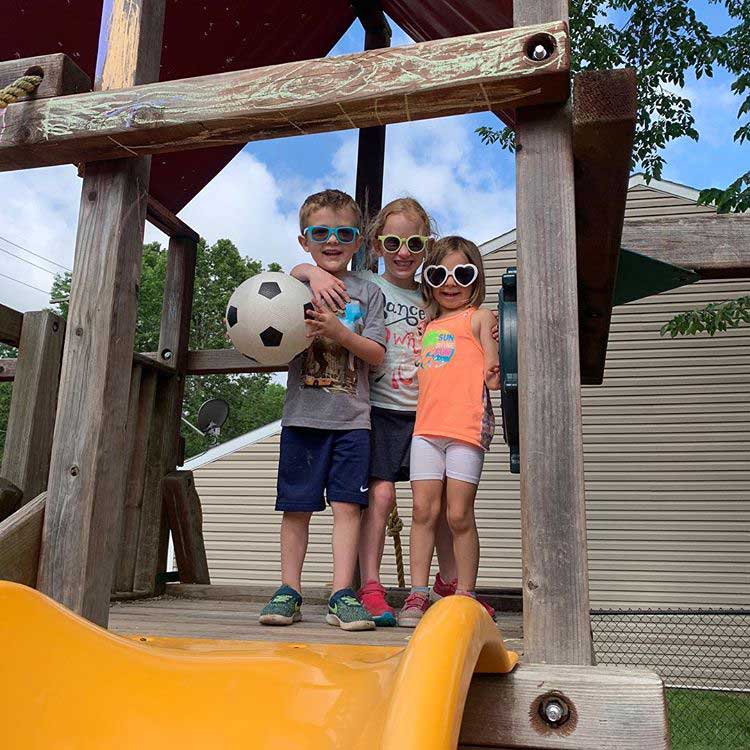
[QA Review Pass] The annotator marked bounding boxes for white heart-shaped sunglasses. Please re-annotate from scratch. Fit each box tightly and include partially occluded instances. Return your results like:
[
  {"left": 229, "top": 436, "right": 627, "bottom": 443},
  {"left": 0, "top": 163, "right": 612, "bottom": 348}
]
[{"left": 423, "top": 263, "right": 478, "bottom": 288}]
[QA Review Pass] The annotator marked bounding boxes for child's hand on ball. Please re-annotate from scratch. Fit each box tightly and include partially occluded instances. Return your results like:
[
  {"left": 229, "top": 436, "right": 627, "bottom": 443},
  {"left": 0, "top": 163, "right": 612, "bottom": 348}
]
[{"left": 305, "top": 303, "right": 347, "bottom": 342}]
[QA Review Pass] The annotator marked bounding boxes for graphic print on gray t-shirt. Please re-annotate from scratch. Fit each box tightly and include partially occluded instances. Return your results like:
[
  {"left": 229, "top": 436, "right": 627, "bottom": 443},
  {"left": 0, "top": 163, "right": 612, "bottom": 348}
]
[
  {"left": 282, "top": 272, "right": 386, "bottom": 431},
  {"left": 301, "top": 300, "right": 364, "bottom": 396}
]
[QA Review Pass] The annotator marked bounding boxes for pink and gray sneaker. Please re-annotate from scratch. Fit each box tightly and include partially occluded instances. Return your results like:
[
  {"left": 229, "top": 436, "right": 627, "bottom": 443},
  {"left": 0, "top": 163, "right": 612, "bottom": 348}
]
[
  {"left": 398, "top": 590, "right": 430, "bottom": 628},
  {"left": 358, "top": 580, "right": 397, "bottom": 627},
  {"left": 432, "top": 573, "right": 496, "bottom": 620},
  {"left": 430, "top": 572, "right": 457, "bottom": 602}
]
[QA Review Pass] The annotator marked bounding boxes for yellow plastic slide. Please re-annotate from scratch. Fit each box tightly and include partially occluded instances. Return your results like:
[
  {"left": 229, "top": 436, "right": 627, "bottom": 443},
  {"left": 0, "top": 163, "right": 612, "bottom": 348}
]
[{"left": 0, "top": 581, "right": 517, "bottom": 749}]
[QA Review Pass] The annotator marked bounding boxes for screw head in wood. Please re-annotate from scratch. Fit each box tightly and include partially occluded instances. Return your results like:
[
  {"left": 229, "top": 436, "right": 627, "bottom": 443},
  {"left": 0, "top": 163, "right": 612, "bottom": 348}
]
[
  {"left": 161, "top": 349, "right": 173, "bottom": 360},
  {"left": 525, "top": 33, "right": 556, "bottom": 63},
  {"left": 544, "top": 701, "right": 564, "bottom": 723},
  {"left": 538, "top": 695, "right": 571, "bottom": 727}
]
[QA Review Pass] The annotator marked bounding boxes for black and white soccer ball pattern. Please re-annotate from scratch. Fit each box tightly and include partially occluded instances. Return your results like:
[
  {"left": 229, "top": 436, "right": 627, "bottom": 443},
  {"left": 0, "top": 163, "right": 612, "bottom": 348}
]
[{"left": 226, "top": 272, "right": 313, "bottom": 366}]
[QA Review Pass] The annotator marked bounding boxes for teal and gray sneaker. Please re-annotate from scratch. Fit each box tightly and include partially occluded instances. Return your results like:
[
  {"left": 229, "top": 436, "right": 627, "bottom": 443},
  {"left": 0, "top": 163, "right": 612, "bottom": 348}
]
[
  {"left": 259, "top": 585, "right": 302, "bottom": 626},
  {"left": 326, "top": 588, "right": 375, "bottom": 631}
]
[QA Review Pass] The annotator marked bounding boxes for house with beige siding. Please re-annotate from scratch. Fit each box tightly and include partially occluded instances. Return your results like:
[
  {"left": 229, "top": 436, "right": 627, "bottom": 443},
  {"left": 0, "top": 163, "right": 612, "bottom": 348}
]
[{"left": 183, "top": 175, "right": 750, "bottom": 608}]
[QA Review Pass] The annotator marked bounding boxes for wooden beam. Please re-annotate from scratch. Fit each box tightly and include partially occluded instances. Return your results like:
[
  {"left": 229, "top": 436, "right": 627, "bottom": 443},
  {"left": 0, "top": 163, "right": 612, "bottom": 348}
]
[
  {"left": 621, "top": 214, "right": 750, "bottom": 279},
  {"left": 0, "top": 492, "right": 46, "bottom": 587},
  {"left": 1, "top": 311, "right": 65, "bottom": 504},
  {"left": 0, "top": 358, "right": 16, "bottom": 382},
  {"left": 0, "top": 53, "right": 91, "bottom": 102},
  {"left": 0, "top": 304, "right": 23, "bottom": 347},
  {"left": 460, "top": 665, "right": 668, "bottom": 749},
  {"left": 146, "top": 195, "right": 199, "bottom": 242},
  {"left": 0, "top": 23, "right": 570, "bottom": 172},
  {"left": 183, "top": 348, "right": 287, "bottom": 375},
  {"left": 513, "top": 0, "right": 591, "bottom": 665},
  {"left": 573, "top": 69, "right": 637, "bottom": 385},
  {"left": 0, "top": 478, "right": 23, "bottom": 522},
  {"left": 38, "top": 0, "right": 167, "bottom": 627},
  {"left": 162, "top": 471, "right": 210, "bottom": 585}
]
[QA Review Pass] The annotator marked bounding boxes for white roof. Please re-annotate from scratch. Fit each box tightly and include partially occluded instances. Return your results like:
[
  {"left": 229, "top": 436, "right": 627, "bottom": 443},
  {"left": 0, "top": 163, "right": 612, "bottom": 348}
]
[
  {"left": 181, "top": 419, "right": 282, "bottom": 470},
  {"left": 185, "top": 173, "right": 700, "bottom": 469}
]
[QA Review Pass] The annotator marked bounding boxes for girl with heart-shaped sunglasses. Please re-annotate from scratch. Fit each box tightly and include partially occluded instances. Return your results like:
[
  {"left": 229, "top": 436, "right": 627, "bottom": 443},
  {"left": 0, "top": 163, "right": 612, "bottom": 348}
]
[{"left": 397, "top": 236, "right": 500, "bottom": 628}]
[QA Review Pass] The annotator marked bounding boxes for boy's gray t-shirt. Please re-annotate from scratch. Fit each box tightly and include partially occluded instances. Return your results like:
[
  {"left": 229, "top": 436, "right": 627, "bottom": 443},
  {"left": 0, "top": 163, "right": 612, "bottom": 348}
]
[{"left": 282, "top": 272, "right": 386, "bottom": 430}]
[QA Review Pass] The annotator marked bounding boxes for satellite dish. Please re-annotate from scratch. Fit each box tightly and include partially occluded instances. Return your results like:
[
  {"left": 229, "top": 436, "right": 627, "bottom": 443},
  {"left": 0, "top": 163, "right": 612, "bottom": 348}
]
[{"left": 196, "top": 399, "right": 229, "bottom": 438}]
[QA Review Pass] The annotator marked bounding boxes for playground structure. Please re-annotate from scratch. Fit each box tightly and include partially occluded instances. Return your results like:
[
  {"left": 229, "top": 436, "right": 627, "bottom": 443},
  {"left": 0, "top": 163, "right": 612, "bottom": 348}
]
[{"left": 2, "top": 1, "right": 750, "bottom": 748}]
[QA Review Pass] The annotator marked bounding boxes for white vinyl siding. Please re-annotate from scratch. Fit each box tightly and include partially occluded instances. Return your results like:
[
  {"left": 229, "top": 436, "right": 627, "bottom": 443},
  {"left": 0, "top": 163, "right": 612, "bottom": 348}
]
[{"left": 193, "top": 182, "right": 750, "bottom": 608}]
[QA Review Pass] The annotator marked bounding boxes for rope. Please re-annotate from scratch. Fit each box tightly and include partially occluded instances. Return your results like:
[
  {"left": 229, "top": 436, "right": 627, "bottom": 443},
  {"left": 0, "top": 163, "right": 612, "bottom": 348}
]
[
  {"left": 0, "top": 74, "right": 42, "bottom": 109},
  {"left": 386, "top": 506, "right": 405, "bottom": 588}
]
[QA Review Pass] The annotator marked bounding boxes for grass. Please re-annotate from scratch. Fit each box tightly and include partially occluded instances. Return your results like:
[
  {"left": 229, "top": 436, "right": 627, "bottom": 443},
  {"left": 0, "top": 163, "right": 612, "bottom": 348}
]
[{"left": 667, "top": 688, "right": 750, "bottom": 750}]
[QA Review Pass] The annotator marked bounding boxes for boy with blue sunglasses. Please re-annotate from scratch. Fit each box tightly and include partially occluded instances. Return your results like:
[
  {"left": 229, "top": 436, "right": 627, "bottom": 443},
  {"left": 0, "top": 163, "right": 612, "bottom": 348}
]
[{"left": 259, "top": 189, "right": 386, "bottom": 631}]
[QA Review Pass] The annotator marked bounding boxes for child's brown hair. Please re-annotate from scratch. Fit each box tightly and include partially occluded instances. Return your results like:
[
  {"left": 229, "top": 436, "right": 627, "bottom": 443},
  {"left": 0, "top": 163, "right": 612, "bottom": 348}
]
[
  {"left": 365, "top": 197, "right": 436, "bottom": 267},
  {"left": 421, "top": 236, "right": 486, "bottom": 320},
  {"left": 299, "top": 189, "right": 362, "bottom": 232}
]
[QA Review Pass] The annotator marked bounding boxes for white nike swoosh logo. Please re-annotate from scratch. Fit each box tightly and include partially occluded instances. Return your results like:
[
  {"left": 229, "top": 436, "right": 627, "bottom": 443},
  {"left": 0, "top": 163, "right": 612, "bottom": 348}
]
[{"left": 360, "top": 486, "right": 369, "bottom": 493}]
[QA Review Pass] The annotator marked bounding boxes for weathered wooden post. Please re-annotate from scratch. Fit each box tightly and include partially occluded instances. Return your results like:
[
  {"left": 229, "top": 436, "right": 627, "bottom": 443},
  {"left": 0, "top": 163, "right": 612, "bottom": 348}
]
[
  {"left": 38, "top": 0, "right": 167, "bottom": 626},
  {"left": 132, "top": 233, "right": 197, "bottom": 594},
  {"left": 1, "top": 310, "right": 65, "bottom": 515},
  {"left": 513, "top": 0, "right": 592, "bottom": 664},
  {"left": 352, "top": 0, "right": 391, "bottom": 274}
]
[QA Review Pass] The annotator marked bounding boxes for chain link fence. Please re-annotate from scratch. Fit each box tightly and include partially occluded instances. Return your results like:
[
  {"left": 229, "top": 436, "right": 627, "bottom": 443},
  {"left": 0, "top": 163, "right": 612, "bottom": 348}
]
[{"left": 591, "top": 609, "right": 750, "bottom": 750}]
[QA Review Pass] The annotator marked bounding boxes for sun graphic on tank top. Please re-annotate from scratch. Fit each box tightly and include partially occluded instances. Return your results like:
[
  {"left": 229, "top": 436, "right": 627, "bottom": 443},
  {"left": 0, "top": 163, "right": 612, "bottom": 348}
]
[{"left": 419, "top": 329, "right": 455, "bottom": 368}]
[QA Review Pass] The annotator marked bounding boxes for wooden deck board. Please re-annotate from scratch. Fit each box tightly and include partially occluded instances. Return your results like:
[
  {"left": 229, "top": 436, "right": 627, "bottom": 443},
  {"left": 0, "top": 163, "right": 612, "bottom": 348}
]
[{"left": 109, "top": 597, "right": 524, "bottom": 649}]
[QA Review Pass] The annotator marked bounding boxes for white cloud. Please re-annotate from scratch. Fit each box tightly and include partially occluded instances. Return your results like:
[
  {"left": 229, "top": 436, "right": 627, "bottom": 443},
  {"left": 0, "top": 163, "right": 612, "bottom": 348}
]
[
  {"left": 325, "top": 116, "right": 516, "bottom": 246},
  {"left": 0, "top": 165, "right": 80, "bottom": 312},
  {"left": 149, "top": 151, "right": 303, "bottom": 271}
]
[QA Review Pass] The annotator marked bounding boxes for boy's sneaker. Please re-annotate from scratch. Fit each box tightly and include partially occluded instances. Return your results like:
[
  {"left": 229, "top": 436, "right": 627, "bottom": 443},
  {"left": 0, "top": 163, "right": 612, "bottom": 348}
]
[
  {"left": 398, "top": 590, "right": 430, "bottom": 628},
  {"left": 430, "top": 572, "right": 457, "bottom": 602},
  {"left": 358, "top": 580, "right": 397, "bottom": 627},
  {"left": 326, "top": 588, "right": 375, "bottom": 631},
  {"left": 259, "top": 585, "right": 302, "bottom": 626}
]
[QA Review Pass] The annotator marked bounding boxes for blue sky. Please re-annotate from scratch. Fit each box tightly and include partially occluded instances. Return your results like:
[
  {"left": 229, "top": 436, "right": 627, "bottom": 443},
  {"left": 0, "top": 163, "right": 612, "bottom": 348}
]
[{"left": 0, "top": 5, "right": 746, "bottom": 313}]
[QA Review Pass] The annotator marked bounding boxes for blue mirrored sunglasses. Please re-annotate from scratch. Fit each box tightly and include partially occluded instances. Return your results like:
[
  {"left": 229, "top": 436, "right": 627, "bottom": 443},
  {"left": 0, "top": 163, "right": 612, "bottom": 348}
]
[{"left": 303, "top": 225, "right": 360, "bottom": 244}]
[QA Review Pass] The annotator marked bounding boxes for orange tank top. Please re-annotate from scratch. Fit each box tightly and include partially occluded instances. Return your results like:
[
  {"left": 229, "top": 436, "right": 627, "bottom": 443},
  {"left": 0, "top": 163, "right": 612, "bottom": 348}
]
[{"left": 414, "top": 307, "right": 495, "bottom": 451}]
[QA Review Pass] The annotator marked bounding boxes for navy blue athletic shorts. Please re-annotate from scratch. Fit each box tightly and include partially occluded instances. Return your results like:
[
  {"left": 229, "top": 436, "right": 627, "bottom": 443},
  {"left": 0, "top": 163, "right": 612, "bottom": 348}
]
[{"left": 276, "top": 426, "right": 370, "bottom": 512}]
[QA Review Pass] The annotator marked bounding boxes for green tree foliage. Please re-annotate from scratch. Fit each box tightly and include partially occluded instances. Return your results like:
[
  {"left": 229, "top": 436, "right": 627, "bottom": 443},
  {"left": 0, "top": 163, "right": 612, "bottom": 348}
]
[
  {"left": 661, "top": 295, "right": 750, "bottom": 336},
  {"left": 0, "top": 344, "right": 13, "bottom": 456},
  {"left": 12, "top": 238, "right": 286, "bottom": 461}
]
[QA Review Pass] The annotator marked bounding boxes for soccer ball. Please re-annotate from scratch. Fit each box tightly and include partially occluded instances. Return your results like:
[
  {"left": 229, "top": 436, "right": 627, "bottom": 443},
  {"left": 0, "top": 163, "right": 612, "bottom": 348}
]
[{"left": 225, "top": 272, "right": 313, "bottom": 366}]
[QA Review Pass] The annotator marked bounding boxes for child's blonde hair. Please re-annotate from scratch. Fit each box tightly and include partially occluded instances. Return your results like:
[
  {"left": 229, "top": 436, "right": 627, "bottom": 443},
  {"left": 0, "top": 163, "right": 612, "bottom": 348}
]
[
  {"left": 421, "top": 236, "right": 486, "bottom": 320},
  {"left": 365, "top": 197, "right": 436, "bottom": 267}
]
